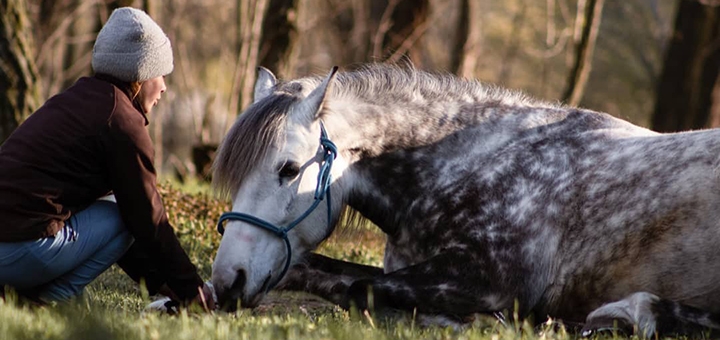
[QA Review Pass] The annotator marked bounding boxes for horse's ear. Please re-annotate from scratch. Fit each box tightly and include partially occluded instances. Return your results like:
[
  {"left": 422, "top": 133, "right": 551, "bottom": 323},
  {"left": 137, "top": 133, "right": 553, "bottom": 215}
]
[
  {"left": 297, "top": 66, "right": 338, "bottom": 122},
  {"left": 254, "top": 67, "right": 277, "bottom": 103}
]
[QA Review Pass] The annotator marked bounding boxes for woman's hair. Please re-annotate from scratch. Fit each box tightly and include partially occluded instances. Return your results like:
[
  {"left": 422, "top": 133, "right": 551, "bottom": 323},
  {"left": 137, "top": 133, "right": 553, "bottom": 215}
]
[
  {"left": 94, "top": 73, "right": 146, "bottom": 113},
  {"left": 129, "top": 81, "right": 143, "bottom": 101},
  {"left": 129, "top": 81, "right": 149, "bottom": 114}
]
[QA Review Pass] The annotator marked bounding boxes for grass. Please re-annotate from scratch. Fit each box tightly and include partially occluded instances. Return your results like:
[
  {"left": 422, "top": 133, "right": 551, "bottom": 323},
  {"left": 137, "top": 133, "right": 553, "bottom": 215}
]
[{"left": 0, "top": 181, "right": 655, "bottom": 340}]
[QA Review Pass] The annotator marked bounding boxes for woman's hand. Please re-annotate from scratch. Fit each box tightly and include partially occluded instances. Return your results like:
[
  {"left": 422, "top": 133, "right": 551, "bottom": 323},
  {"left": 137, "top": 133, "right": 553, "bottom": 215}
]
[
  {"left": 190, "top": 281, "right": 217, "bottom": 311},
  {"left": 146, "top": 282, "right": 217, "bottom": 313}
]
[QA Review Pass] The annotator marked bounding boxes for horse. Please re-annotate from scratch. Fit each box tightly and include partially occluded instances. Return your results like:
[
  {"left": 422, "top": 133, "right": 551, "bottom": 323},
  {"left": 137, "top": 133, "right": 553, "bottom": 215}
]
[{"left": 210, "top": 63, "right": 720, "bottom": 337}]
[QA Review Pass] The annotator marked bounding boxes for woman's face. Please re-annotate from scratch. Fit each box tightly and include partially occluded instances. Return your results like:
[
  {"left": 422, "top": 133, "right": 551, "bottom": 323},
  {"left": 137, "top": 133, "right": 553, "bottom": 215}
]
[{"left": 138, "top": 76, "right": 167, "bottom": 113}]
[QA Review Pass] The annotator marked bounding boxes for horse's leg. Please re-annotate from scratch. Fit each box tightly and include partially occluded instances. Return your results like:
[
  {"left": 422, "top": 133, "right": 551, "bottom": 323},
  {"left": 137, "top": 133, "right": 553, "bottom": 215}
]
[
  {"left": 582, "top": 292, "right": 720, "bottom": 338},
  {"left": 276, "top": 252, "right": 384, "bottom": 305},
  {"left": 343, "top": 251, "right": 520, "bottom": 323},
  {"left": 281, "top": 251, "right": 515, "bottom": 326},
  {"left": 300, "top": 252, "right": 384, "bottom": 277}
]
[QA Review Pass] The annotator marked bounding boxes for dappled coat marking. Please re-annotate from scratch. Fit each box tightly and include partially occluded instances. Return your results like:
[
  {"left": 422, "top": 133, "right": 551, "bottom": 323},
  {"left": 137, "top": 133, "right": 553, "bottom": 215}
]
[{"left": 211, "top": 63, "right": 720, "bottom": 337}]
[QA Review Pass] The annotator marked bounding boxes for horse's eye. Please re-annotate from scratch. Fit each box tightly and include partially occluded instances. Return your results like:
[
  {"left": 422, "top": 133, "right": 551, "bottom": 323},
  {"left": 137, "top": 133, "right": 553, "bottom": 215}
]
[{"left": 278, "top": 162, "right": 301, "bottom": 179}]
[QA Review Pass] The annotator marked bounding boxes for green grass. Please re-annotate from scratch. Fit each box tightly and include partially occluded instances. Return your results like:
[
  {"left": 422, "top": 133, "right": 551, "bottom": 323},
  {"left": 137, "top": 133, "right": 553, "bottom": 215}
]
[
  {"left": 0, "top": 182, "right": 664, "bottom": 340},
  {"left": 0, "top": 297, "right": 543, "bottom": 340},
  {"left": 0, "top": 292, "right": 577, "bottom": 340}
]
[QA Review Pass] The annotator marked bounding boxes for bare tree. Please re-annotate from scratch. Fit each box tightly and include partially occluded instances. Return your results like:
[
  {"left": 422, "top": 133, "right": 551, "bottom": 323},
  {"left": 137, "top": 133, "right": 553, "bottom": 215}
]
[
  {"left": 107, "top": 0, "right": 136, "bottom": 8},
  {"left": 182, "top": 0, "right": 298, "bottom": 180},
  {"left": 373, "top": 0, "right": 430, "bottom": 64},
  {"left": 142, "top": 0, "right": 157, "bottom": 17},
  {"left": 227, "top": 0, "right": 269, "bottom": 124},
  {"left": 33, "top": 0, "right": 103, "bottom": 99},
  {"left": 34, "top": 0, "right": 71, "bottom": 98},
  {"left": 1, "top": 0, "right": 40, "bottom": 143},
  {"left": 710, "top": 72, "right": 720, "bottom": 127},
  {"left": 61, "top": 0, "right": 97, "bottom": 90},
  {"left": 561, "top": 0, "right": 606, "bottom": 106},
  {"left": 292, "top": 0, "right": 431, "bottom": 72},
  {"left": 496, "top": 3, "right": 527, "bottom": 84},
  {"left": 455, "top": 0, "right": 483, "bottom": 77},
  {"left": 314, "top": 0, "right": 373, "bottom": 67},
  {"left": 651, "top": 0, "right": 720, "bottom": 132},
  {"left": 258, "top": 0, "right": 298, "bottom": 78}
]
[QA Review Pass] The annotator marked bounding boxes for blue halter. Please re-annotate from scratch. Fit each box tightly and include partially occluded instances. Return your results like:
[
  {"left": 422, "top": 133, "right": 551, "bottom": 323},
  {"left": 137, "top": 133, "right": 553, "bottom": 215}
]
[{"left": 216, "top": 124, "right": 337, "bottom": 291}]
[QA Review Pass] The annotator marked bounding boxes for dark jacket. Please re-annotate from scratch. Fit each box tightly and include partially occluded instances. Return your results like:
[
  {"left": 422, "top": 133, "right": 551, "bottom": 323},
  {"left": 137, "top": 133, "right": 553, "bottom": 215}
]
[{"left": 0, "top": 75, "right": 203, "bottom": 300}]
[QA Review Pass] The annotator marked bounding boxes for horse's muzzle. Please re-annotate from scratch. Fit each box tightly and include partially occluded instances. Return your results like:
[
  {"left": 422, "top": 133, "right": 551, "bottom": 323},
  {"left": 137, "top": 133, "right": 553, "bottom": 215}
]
[
  {"left": 215, "top": 269, "right": 273, "bottom": 311},
  {"left": 216, "top": 268, "right": 246, "bottom": 311}
]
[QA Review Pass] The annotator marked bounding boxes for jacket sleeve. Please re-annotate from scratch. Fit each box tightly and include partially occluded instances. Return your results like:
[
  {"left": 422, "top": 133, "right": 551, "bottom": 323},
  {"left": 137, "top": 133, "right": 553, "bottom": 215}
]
[{"left": 104, "top": 101, "right": 203, "bottom": 301}]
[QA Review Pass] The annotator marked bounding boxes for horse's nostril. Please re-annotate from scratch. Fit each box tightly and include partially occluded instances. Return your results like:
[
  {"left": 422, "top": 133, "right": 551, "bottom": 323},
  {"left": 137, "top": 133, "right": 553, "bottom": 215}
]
[
  {"left": 230, "top": 268, "right": 246, "bottom": 292},
  {"left": 217, "top": 269, "right": 246, "bottom": 312}
]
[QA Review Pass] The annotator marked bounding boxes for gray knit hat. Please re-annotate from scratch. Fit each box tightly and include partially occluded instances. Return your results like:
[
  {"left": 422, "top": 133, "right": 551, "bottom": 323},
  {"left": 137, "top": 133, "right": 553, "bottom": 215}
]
[{"left": 92, "top": 7, "right": 173, "bottom": 82}]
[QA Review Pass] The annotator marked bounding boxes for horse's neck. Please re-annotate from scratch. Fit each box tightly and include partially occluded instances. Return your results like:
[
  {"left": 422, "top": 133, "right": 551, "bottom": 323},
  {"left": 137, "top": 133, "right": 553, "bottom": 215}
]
[{"left": 328, "top": 94, "right": 527, "bottom": 236}]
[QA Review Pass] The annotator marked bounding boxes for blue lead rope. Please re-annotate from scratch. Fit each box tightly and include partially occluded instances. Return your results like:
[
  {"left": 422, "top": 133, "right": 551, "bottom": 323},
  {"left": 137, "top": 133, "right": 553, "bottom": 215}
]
[{"left": 216, "top": 124, "right": 337, "bottom": 291}]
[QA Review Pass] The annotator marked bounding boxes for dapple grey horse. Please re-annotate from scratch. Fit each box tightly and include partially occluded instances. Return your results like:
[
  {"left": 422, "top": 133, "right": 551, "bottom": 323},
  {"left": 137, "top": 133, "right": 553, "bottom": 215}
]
[{"left": 211, "top": 63, "right": 720, "bottom": 337}]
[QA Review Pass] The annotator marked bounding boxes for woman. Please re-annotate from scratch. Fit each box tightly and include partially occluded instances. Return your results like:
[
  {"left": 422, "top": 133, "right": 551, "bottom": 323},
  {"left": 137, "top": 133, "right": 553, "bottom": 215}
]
[{"left": 0, "top": 7, "right": 213, "bottom": 309}]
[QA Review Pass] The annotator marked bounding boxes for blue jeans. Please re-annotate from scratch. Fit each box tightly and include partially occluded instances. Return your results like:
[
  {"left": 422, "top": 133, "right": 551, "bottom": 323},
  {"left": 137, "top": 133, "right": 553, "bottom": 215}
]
[{"left": 0, "top": 200, "right": 134, "bottom": 302}]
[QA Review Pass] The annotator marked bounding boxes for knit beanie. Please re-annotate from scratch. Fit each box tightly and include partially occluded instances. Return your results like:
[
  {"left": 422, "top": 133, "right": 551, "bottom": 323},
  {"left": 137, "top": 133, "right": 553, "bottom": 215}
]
[{"left": 92, "top": 7, "right": 173, "bottom": 82}]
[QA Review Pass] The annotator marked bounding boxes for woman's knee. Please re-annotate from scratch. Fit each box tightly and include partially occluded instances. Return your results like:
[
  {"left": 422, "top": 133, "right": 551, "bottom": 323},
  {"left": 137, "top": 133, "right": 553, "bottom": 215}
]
[{"left": 110, "top": 229, "right": 135, "bottom": 259}]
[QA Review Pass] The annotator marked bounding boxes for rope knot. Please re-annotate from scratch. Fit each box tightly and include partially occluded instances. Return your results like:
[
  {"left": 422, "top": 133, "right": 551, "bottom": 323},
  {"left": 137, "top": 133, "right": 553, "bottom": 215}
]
[{"left": 321, "top": 138, "right": 338, "bottom": 159}]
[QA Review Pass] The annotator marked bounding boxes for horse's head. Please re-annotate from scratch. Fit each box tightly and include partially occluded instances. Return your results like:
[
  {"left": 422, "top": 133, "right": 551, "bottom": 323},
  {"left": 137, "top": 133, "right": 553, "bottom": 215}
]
[{"left": 211, "top": 67, "right": 345, "bottom": 309}]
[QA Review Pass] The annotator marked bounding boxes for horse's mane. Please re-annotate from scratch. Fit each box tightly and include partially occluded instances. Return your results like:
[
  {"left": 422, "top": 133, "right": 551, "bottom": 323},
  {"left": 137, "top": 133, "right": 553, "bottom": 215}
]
[
  {"left": 333, "top": 63, "right": 553, "bottom": 110},
  {"left": 212, "top": 93, "right": 298, "bottom": 199}
]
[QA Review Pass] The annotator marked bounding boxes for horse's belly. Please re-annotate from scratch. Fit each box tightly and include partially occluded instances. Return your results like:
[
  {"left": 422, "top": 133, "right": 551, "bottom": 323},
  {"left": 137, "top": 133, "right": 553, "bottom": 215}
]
[
  {"left": 548, "top": 217, "right": 720, "bottom": 320},
  {"left": 610, "top": 239, "right": 720, "bottom": 312}
]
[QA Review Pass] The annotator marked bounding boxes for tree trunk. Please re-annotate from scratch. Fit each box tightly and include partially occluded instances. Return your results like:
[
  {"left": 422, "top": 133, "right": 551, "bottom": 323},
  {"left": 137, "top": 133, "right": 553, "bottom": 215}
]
[
  {"left": 108, "top": 0, "right": 136, "bottom": 9},
  {"left": 709, "top": 72, "right": 720, "bottom": 128},
  {"left": 188, "top": 0, "right": 298, "bottom": 180},
  {"left": 496, "top": 4, "right": 527, "bottom": 84},
  {"left": 62, "top": 0, "right": 96, "bottom": 90},
  {"left": 390, "top": 0, "right": 429, "bottom": 64},
  {"left": 0, "top": 0, "right": 40, "bottom": 144},
  {"left": 455, "top": 0, "right": 483, "bottom": 78},
  {"left": 35, "top": 1, "right": 100, "bottom": 99},
  {"left": 561, "top": 0, "right": 606, "bottom": 106},
  {"left": 371, "top": 0, "right": 430, "bottom": 64},
  {"left": 258, "top": 0, "right": 298, "bottom": 78},
  {"left": 227, "top": 0, "right": 269, "bottom": 125},
  {"left": 323, "top": 0, "right": 372, "bottom": 67},
  {"left": 143, "top": 0, "right": 158, "bottom": 18},
  {"left": 651, "top": 0, "right": 720, "bottom": 132}
]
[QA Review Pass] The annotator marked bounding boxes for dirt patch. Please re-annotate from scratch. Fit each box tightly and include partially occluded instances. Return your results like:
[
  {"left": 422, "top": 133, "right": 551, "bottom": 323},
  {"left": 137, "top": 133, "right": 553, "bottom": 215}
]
[{"left": 252, "top": 291, "right": 341, "bottom": 317}]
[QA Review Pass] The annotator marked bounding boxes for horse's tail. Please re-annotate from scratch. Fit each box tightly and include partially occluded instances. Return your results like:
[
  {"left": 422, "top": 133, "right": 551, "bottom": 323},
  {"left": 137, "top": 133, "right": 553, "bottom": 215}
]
[{"left": 582, "top": 292, "right": 720, "bottom": 338}]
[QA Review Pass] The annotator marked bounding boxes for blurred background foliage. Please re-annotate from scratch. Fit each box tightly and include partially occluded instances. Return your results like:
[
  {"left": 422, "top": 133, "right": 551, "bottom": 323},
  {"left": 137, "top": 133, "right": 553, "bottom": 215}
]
[{"left": 1, "top": 0, "right": 719, "bottom": 182}]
